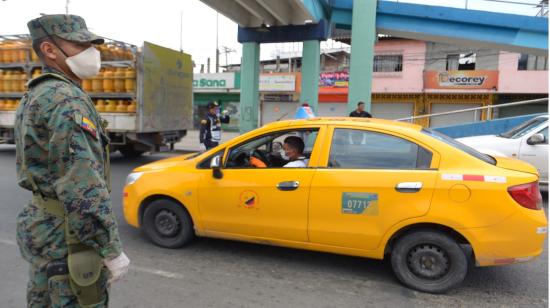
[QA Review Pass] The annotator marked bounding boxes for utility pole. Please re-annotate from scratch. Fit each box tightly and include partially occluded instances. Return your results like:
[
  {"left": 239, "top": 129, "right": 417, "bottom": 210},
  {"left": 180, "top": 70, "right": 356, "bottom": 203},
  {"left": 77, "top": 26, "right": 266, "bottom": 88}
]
[
  {"left": 179, "top": 11, "right": 183, "bottom": 52},
  {"left": 215, "top": 13, "right": 220, "bottom": 73},
  {"left": 220, "top": 46, "right": 236, "bottom": 70},
  {"left": 65, "top": 0, "right": 70, "bottom": 14}
]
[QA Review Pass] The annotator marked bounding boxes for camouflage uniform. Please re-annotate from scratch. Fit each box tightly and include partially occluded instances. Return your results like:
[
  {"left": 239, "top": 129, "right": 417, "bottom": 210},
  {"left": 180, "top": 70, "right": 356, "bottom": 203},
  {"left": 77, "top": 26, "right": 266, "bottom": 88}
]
[{"left": 15, "top": 15, "right": 121, "bottom": 307}]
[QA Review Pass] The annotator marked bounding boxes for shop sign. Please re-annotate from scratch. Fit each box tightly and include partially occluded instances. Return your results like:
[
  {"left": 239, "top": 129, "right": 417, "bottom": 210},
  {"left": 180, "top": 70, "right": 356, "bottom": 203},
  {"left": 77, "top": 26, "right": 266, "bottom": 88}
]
[
  {"left": 262, "top": 94, "right": 295, "bottom": 102},
  {"left": 193, "top": 73, "right": 235, "bottom": 89},
  {"left": 425, "top": 71, "right": 498, "bottom": 89},
  {"left": 319, "top": 71, "right": 349, "bottom": 87},
  {"left": 259, "top": 74, "right": 296, "bottom": 92}
]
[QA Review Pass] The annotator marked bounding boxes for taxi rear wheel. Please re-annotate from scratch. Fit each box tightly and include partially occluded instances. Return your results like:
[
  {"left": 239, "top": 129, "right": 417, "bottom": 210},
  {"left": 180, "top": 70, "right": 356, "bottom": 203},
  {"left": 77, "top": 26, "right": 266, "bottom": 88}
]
[
  {"left": 390, "top": 231, "right": 468, "bottom": 293},
  {"left": 142, "top": 199, "right": 194, "bottom": 248}
]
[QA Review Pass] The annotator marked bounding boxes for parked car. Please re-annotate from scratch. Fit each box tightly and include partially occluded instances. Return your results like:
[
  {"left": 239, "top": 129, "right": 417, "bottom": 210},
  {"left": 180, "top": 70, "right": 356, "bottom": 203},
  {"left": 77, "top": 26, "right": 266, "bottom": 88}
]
[
  {"left": 123, "top": 118, "right": 546, "bottom": 293},
  {"left": 457, "top": 115, "right": 548, "bottom": 187}
]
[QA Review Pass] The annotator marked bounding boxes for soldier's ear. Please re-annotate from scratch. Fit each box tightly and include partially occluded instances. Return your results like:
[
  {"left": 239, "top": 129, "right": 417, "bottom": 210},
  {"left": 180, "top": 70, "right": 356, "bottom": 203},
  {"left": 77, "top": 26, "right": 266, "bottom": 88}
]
[{"left": 40, "top": 41, "right": 58, "bottom": 61}]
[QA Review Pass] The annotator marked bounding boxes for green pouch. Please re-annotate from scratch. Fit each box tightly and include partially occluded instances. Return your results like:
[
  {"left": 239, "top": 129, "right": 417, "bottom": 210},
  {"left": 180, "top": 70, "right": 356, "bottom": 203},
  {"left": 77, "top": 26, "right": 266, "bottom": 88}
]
[{"left": 67, "top": 243, "right": 104, "bottom": 307}]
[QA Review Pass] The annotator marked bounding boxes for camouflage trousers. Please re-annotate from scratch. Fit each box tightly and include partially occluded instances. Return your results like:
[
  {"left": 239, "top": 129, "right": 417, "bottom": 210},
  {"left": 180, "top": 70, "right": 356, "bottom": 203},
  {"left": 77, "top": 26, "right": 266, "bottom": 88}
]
[{"left": 27, "top": 261, "right": 109, "bottom": 308}]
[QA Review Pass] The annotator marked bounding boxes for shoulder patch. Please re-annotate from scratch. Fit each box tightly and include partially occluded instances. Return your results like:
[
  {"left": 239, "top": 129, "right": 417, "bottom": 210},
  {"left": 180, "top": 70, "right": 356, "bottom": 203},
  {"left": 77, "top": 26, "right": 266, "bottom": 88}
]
[
  {"left": 74, "top": 113, "right": 98, "bottom": 139},
  {"left": 201, "top": 119, "right": 207, "bottom": 125}
]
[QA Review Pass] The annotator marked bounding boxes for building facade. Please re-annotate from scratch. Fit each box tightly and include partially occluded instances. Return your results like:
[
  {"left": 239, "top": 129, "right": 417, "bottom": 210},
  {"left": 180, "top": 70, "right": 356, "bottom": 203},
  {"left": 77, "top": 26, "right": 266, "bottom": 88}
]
[{"left": 195, "top": 38, "right": 548, "bottom": 129}]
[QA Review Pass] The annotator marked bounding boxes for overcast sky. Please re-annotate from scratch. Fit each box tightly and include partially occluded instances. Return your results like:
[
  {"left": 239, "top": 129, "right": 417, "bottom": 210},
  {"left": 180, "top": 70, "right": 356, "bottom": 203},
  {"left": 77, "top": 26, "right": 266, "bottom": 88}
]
[{"left": 0, "top": 0, "right": 543, "bottom": 71}]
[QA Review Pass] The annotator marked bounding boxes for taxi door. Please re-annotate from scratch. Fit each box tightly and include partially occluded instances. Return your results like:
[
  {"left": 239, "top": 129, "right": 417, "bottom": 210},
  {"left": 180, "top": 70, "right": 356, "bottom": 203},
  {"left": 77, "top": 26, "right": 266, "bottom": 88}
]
[
  {"left": 197, "top": 127, "right": 326, "bottom": 242},
  {"left": 308, "top": 126, "right": 439, "bottom": 250}
]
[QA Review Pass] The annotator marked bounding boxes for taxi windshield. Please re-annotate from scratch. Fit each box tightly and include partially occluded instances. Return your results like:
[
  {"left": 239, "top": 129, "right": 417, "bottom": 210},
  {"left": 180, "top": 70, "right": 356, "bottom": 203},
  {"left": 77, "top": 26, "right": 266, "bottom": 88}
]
[
  {"left": 498, "top": 116, "right": 548, "bottom": 139},
  {"left": 422, "top": 128, "right": 496, "bottom": 165}
]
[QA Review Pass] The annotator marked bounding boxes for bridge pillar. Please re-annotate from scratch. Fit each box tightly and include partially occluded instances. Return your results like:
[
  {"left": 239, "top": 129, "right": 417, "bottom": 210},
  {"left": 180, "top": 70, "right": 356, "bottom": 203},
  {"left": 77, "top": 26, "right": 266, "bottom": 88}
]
[
  {"left": 239, "top": 42, "right": 260, "bottom": 133},
  {"left": 348, "top": 0, "right": 377, "bottom": 114},
  {"left": 300, "top": 40, "right": 321, "bottom": 113}
]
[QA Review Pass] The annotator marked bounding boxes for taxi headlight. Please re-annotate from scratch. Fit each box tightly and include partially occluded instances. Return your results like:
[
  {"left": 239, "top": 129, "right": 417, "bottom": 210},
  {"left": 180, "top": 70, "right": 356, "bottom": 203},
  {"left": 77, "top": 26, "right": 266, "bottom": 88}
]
[{"left": 125, "top": 172, "right": 144, "bottom": 186}]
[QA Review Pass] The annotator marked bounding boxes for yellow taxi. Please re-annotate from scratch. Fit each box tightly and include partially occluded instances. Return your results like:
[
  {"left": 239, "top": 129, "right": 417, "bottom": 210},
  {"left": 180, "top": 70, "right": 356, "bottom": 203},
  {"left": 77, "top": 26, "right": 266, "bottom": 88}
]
[{"left": 122, "top": 117, "right": 547, "bottom": 293}]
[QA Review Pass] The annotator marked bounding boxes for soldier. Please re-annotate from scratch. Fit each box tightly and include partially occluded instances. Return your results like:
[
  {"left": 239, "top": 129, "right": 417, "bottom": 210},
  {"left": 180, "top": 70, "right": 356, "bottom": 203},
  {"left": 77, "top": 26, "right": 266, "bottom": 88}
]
[
  {"left": 15, "top": 15, "right": 129, "bottom": 307},
  {"left": 199, "top": 101, "right": 230, "bottom": 151}
]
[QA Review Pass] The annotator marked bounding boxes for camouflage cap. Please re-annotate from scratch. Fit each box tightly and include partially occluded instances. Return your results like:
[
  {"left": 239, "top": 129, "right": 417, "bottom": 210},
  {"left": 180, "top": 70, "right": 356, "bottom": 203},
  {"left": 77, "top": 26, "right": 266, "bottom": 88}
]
[{"left": 27, "top": 14, "right": 104, "bottom": 44}]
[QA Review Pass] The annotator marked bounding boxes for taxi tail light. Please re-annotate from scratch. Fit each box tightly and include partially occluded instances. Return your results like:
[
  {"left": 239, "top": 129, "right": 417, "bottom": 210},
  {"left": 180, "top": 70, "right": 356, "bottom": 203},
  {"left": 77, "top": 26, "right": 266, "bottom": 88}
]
[{"left": 508, "top": 182, "right": 542, "bottom": 210}]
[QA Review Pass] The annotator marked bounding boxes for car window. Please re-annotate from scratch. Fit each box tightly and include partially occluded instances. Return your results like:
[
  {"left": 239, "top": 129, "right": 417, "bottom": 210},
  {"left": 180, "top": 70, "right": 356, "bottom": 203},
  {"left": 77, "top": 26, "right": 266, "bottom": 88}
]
[
  {"left": 499, "top": 117, "right": 548, "bottom": 139},
  {"left": 536, "top": 127, "right": 548, "bottom": 144},
  {"left": 328, "top": 128, "right": 433, "bottom": 170},
  {"left": 225, "top": 129, "right": 319, "bottom": 169},
  {"left": 197, "top": 149, "right": 225, "bottom": 169},
  {"left": 422, "top": 128, "right": 496, "bottom": 165}
]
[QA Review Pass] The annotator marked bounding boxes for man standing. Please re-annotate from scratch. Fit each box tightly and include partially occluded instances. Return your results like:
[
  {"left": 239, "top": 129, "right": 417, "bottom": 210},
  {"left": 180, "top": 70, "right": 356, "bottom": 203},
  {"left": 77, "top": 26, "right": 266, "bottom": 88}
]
[
  {"left": 349, "top": 101, "right": 373, "bottom": 118},
  {"left": 199, "top": 101, "right": 230, "bottom": 151},
  {"left": 15, "top": 15, "right": 129, "bottom": 307}
]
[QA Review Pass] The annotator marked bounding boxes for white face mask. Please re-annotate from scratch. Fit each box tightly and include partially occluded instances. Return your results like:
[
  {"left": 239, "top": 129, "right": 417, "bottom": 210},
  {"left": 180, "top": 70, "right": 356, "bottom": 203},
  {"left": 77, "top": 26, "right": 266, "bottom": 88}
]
[{"left": 65, "top": 46, "right": 101, "bottom": 79}]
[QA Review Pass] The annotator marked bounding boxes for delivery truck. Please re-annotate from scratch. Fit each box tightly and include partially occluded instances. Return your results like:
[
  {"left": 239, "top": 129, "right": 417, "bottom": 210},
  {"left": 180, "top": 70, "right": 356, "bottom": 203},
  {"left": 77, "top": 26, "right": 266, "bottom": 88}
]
[{"left": 0, "top": 35, "right": 193, "bottom": 157}]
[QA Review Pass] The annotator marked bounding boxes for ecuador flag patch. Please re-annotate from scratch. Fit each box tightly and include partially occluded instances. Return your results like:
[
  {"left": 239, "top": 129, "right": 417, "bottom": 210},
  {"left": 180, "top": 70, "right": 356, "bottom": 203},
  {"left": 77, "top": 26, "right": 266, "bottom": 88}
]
[{"left": 74, "top": 113, "right": 98, "bottom": 139}]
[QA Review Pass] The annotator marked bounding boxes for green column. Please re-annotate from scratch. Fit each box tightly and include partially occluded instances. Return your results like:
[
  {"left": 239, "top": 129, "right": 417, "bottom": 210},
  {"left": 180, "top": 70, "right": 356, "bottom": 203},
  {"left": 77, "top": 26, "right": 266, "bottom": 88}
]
[
  {"left": 300, "top": 40, "right": 320, "bottom": 113},
  {"left": 239, "top": 42, "right": 260, "bottom": 133},
  {"left": 348, "top": 0, "right": 377, "bottom": 113}
]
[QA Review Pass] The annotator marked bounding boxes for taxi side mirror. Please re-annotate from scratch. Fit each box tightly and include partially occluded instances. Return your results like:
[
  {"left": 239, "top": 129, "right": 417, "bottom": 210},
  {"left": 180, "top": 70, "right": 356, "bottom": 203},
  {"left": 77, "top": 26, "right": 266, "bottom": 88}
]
[
  {"left": 527, "top": 133, "right": 545, "bottom": 145},
  {"left": 210, "top": 155, "right": 223, "bottom": 179}
]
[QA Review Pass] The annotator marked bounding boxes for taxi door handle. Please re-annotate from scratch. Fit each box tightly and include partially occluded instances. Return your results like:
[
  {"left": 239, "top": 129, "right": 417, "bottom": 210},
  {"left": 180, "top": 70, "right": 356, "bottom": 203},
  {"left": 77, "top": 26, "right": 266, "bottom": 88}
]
[
  {"left": 395, "top": 182, "right": 422, "bottom": 193},
  {"left": 277, "top": 181, "right": 300, "bottom": 191}
]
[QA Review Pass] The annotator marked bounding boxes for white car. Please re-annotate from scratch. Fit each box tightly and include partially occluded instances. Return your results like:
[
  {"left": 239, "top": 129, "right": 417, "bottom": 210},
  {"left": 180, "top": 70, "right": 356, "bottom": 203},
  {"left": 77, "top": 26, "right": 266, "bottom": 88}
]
[{"left": 457, "top": 115, "right": 548, "bottom": 187}]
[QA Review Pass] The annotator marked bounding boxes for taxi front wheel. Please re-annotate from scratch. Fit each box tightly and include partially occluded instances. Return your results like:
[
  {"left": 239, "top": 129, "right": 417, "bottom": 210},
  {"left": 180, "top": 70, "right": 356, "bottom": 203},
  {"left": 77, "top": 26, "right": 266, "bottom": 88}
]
[
  {"left": 390, "top": 231, "right": 468, "bottom": 293},
  {"left": 142, "top": 199, "right": 194, "bottom": 248}
]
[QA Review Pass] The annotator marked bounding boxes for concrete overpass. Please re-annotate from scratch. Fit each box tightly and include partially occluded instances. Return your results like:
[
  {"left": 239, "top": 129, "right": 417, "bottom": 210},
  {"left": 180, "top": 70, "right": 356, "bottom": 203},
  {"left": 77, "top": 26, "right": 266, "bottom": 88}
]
[{"left": 199, "top": 0, "right": 548, "bottom": 133}]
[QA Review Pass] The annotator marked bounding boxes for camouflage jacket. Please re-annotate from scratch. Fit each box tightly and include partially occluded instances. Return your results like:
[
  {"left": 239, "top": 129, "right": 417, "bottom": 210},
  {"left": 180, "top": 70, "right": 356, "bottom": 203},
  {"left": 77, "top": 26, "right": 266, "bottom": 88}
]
[{"left": 15, "top": 67, "right": 121, "bottom": 262}]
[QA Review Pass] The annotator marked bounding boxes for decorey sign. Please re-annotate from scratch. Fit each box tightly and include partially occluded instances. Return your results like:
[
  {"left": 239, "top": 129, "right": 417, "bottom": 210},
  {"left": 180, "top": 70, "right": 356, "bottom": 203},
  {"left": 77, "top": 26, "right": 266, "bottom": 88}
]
[
  {"left": 425, "top": 71, "right": 498, "bottom": 89},
  {"left": 193, "top": 73, "right": 235, "bottom": 89}
]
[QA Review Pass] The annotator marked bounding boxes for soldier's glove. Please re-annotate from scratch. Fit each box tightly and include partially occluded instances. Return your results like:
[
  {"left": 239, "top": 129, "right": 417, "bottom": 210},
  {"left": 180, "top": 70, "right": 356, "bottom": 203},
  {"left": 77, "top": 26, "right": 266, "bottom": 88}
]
[
  {"left": 199, "top": 143, "right": 207, "bottom": 152},
  {"left": 222, "top": 110, "right": 229, "bottom": 115},
  {"left": 104, "top": 252, "right": 130, "bottom": 283}
]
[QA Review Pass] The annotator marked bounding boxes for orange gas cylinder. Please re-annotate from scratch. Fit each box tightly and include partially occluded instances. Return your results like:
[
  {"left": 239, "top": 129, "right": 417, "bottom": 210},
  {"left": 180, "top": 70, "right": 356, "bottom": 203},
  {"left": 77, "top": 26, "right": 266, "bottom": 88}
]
[
  {"left": 0, "top": 100, "right": 5, "bottom": 109},
  {"left": 96, "top": 99, "right": 106, "bottom": 112},
  {"left": 82, "top": 78, "right": 92, "bottom": 92},
  {"left": 104, "top": 100, "right": 116, "bottom": 112},
  {"left": 92, "top": 70, "right": 103, "bottom": 93},
  {"left": 32, "top": 69, "right": 41, "bottom": 79},
  {"left": 17, "top": 48, "right": 27, "bottom": 62},
  {"left": 116, "top": 100, "right": 127, "bottom": 112},
  {"left": 19, "top": 72, "right": 27, "bottom": 92},
  {"left": 3, "top": 44, "right": 13, "bottom": 63},
  {"left": 124, "top": 68, "right": 135, "bottom": 92},
  {"left": 5, "top": 99, "right": 15, "bottom": 110},
  {"left": 0, "top": 72, "right": 4, "bottom": 92},
  {"left": 102, "top": 69, "right": 114, "bottom": 93},
  {"left": 127, "top": 100, "right": 137, "bottom": 113},
  {"left": 31, "top": 49, "right": 39, "bottom": 62},
  {"left": 114, "top": 68, "right": 125, "bottom": 92},
  {"left": 5, "top": 71, "right": 14, "bottom": 92}
]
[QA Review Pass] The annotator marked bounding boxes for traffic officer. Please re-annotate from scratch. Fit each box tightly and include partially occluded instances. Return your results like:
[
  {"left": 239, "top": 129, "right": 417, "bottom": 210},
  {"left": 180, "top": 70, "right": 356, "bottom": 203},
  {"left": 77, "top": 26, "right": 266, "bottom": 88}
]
[
  {"left": 199, "top": 101, "right": 230, "bottom": 151},
  {"left": 349, "top": 101, "right": 373, "bottom": 118},
  {"left": 15, "top": 14, "right": 129, "bottom": 307}
]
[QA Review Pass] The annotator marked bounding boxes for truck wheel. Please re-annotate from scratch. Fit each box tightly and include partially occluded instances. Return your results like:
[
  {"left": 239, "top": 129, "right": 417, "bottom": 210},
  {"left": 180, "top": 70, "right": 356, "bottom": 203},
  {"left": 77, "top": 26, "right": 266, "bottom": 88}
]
[
  {"left": 142, "top": 199, "right": 194, "bottom": 248},
  {"left": 119, "top": 146, "right": 145, "bottom": 158},
  {"left": 390, "top": 231, "right": 468, "bottom": 293}
]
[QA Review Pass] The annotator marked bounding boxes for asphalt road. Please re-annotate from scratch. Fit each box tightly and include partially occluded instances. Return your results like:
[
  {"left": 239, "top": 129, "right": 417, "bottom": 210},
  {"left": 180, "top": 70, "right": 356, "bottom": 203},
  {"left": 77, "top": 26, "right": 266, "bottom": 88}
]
[{"left": 0, "top": 145, "right": 547, "bottom": 307}]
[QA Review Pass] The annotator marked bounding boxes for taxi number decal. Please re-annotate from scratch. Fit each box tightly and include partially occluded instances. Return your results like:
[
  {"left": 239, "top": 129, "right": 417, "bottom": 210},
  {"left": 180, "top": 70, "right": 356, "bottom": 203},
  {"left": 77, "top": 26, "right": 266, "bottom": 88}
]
[{"left": 342, "top": 193, "right": 378, "bottom": 215}]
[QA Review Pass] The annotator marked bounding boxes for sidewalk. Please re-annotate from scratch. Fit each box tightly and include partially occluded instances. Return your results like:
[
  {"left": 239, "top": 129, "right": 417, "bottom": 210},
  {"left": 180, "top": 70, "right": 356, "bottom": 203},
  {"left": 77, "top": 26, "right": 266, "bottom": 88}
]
[{"left": 174, "top": 130, "right": 240, "bottom": 152}]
